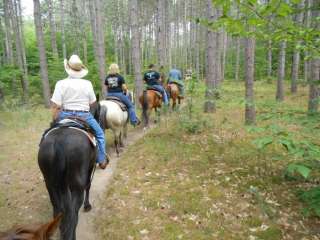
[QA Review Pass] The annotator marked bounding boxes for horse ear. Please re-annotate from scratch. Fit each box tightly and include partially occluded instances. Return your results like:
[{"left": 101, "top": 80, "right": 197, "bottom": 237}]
[
  {"left": 37, "top": 214, "right": 62, "bottom": 239},
  {"left": 96, "top": 93, "right": 100, "bottom": 102}
]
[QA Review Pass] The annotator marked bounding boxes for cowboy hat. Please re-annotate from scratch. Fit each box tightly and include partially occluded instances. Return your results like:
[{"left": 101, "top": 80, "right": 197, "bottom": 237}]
[{"left": 64, "top": 55, "right": 88, "bottom": 78}]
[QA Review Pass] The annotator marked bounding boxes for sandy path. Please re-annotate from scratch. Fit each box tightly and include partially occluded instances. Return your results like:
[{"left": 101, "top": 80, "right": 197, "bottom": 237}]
[{"left": 76, "top": 126, "right": 150, "bottom": 240}]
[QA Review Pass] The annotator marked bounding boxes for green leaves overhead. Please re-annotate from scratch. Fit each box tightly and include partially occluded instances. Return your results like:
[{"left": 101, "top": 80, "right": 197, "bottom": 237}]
[{"left": 204, "top": 0, "right": 320, "bottom": 57}]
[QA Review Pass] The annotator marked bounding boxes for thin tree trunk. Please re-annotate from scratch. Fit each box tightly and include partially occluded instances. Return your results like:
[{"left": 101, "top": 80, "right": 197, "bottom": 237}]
[
  {"left": 308, "top": 0, "right": 319, "bottom": 114},
  {"left": 3, "top": 0, "right": 14, "bottom": 65},
  {"left": 304, "top": 0, "right": 312, "bottom": 82},
  {"left": 33, "top": 0, "right": 51, "bottom": 107},
  {"left": 12, "top": 0, "right": 29, "bottom": 102},
  {"left": 276, "top": 41, "right": 286, "bottom": 101},
  {"left": 60, "top": 0, "right": 67, "bottom": 59},
  {"left": 129, "top": 0, "right": 143, "bottom": 104},
  {"left": 235, "top": 37, "right": 241, "bottom": 81},
  {"left": 204, "top": 0, "right": 217, "bottom": 113},
  {"left": 156, "top": 0, "right": 166, "bottom": 68},
  {"left": 244, "top": 34, "right": 256, "bottom": 125},
  {"left": 48, "top": 0, "right": 59, "bottom": 59},
  {"left": 267, "top": 40, "right": 273, "bottom": 79},
  {"left": 291, "top": 0, "right": 305, "bottom": 93}
]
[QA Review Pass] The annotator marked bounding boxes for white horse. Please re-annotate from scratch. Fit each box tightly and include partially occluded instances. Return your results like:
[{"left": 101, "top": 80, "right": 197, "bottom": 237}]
[{"left": 99, "top": 99, "right": 128, "bottom": 156}]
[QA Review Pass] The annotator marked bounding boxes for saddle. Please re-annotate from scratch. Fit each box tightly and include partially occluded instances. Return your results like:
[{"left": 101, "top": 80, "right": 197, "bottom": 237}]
[
  {"left": 105, "top": 96, "right": 128, "bottom": 112},
  {"left": 146, "top": 86, "right": 163, "bottom": 98},
  {"left": 41, "top": 118, "right": 96, "bottom": 147}
]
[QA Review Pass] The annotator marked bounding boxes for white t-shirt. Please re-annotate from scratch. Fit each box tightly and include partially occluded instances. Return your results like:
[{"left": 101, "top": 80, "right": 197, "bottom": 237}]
[{"left": 51, "top": 77, "right": 96, "bottom": 111}]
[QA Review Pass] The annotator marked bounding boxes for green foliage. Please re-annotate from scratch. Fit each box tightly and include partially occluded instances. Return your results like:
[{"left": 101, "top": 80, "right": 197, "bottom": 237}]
[
  {"left": 286, "top": 163, "right": 311, "bottom": 179},
  {"left": 298, "top": 187, "right": 320, "bottom": 217}
]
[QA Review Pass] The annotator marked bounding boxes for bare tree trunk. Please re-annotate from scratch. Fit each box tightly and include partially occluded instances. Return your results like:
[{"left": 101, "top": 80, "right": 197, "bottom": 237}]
[
  {"left": 60, "top": 0, "right": 67, "bottom": 59},
  {"left": 156, "top": 0, "right": 166, "bottom": 68},
  {"left": 221, "top": 31, "right": 227, "bottom": 81},
  {"left": 204, "top": 0, "right": 217, "bottom": 113},
  {"left": 267, "top": 40, "right": 272, "bottom": 78},
  {"left": 12, "top": 0, "right": 29, "bottom": 102},
  {"left": 304, "top": 0, "right": 312, "bottom": 82},
  {"left": 33, "top": 0, "right": 51, "bottom": 107},
  {"left": 3, "top": 0, "right": 14, "bottom": 65},
  {"left": 276, "top": 41, "right": 286, "bottom": 101},
  {"left": 48, "top": 0, "right": 59, "bottom": 59},
  {"left": 291, "top": 0, "right": 305, "bottom": 93},
  {"left": 244, "top": 34, "right": 256, "bottom": 125},
  {"left": 89, "top": 0, "right": 106, "bottom": 92},
  {"left": 129, "top": 0, "right": 143, "bottom": 103},
  {"left": 308, "top": 0, "right": 319, "bottom": 114},
  {"left": 235, "top": 37, "right": 241, "bottom": 81}
]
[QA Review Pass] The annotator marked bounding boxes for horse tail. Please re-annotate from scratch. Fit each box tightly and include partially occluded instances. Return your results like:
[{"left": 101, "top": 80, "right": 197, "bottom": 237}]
[
  {"left": 99, "top": 105, "right": 108, "bottom": 131},
  {"left": 142, "top": 90, "right": 148, "bottom": 121}
]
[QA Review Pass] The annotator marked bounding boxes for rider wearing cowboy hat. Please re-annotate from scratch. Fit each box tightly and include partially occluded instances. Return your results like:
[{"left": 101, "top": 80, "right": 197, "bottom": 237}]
[{"left": 50, "top": 55, "right": 109, "bottom": 169}]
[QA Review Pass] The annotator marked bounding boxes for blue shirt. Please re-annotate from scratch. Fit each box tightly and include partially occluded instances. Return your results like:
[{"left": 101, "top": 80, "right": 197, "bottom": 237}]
[
  {"left": 144, "top": 70, "right": 160, "bottom": 85},
  {"left": 169, "top": 69, "right": 182, "bottom": 81}
]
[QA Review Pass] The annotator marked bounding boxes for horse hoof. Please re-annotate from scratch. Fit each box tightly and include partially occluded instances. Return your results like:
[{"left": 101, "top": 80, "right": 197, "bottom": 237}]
[{"left": 84, "top": 204, "right": 92, "bottom": 212}]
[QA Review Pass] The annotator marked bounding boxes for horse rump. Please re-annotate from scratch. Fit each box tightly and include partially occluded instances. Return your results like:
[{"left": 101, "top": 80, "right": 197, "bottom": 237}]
[{"left": 38, "top": 129, "right": 96, "bottom": 240}]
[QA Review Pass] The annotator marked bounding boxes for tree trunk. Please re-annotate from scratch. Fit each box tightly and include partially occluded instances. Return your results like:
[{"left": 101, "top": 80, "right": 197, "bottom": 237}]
[
  {"left": 129, "top": 0, "right": 143, "bottom": 103},
  {"left": 89, "top": 0, "right": 106, "bottom": 92},
  {"left": 3, "top": 0, "right": 14, "bottom": 65},
  {"left": 33, "top": 0, "right": 51, "bottom": 107},
  {"left": 276, "top": 41, "right": 286, "bottom": 101},
  {"left": 204, "top": 0, "right": 218, "bottom": 113},
  {"left": 156, "top": 0, "right": 166, "bottom": 68},
  {"left": 267, "top": 40, "right": 272, "bottom": 78},
  {"left": 244, "top": 35, "right": 256, "bottom": 125},
  {"left": 291, "top": 0, "right": 305, "bottom": 93},
  {"left": 48, "top": 0, "right": 59, "bottom": 59},
  {"left": 304, "top": 0, "right": 312, "bottom": 82},
  {"left": 308, "top": 0, "right": 319, "bottom": 114},
  {"left": 60, "top": 0, "right": 67, "bottom": 59},
  {"left": 12, "top": 0, "right": 29, "bottom": 102},
  {"left": 235, "top": 37, "right": 241, "bottom": 81}
]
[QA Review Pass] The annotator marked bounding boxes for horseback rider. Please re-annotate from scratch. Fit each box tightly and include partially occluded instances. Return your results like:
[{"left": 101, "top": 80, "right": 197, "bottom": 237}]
[
  {"left": 50, "top": 55, "right": 109, "bottom": 169},
  {"left": 143, "top": 64, "right": 169, "bottom": 105},
  {"left": 168, "top": 68, "right": 184, "bottom": 97},
  {"left": 105, "top": 63, "right": 140, "bottom": 126}
]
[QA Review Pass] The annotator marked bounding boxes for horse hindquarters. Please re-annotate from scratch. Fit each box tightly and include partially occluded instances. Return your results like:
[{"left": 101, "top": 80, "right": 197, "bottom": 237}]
[{"left": 38, "top": 132, "right": 94, "bottom": 240}]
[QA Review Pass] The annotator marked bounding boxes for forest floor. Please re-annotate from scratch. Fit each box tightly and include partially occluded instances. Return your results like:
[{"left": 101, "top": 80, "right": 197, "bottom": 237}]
[
  {"left": 95, "top": 80, "right": 320, "bottom": 240},
  {"left": 1, "top": 80, "right": 320, "bottom": 240}
]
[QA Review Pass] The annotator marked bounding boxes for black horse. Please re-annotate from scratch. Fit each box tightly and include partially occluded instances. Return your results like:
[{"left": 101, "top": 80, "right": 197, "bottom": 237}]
[{"left": 38, "top": 102, "right": 101, "bottom": 240}]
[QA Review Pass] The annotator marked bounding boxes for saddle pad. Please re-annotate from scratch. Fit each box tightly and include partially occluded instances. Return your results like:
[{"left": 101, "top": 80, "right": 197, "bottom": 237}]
[
  {"left": 105, "top": 96, "right": 128, "bottom": 112},
  {"left": 43, "top": 127, "right": 97, "bottom": 147}
]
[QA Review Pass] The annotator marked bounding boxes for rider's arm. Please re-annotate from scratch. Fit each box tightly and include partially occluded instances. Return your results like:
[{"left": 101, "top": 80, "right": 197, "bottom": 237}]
[
  {"left": 51, "top": 102, "right": 61, "bottom": 120},
  {"left": 122, "top": 84, "right": 128, "bottom": 93}
]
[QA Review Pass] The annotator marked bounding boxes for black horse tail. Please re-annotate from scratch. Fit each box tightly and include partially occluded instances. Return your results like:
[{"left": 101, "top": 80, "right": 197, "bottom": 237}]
[
  {"left": 142, "top": 90, "right": 148, "bottom": 124},
  {"left": 99, "top": 105, "right": 108, "bottom": 131},
  {"left": 53, "top": 142, "right": 75, "bottom": 239}
]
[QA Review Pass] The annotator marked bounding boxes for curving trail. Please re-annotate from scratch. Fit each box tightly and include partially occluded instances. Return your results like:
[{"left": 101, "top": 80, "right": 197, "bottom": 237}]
[{"left": 76, "top": 126, "right": 152, "bottom": 240}]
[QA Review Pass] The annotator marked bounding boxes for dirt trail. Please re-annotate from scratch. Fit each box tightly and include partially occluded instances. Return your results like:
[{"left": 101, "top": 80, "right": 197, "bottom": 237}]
[{"left": 76, "top": 127, "right": 150, "bottom": 240}]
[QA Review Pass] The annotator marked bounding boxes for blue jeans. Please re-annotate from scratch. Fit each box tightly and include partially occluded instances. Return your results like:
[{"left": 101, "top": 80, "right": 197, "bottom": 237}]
[
  {"left": 106, "top": 92, "right": 139, "bottom": 125},
  {"left": 150, "top": 84, "right": 169, "bottom": 105},
  {"left": 58, "top": 111, "right": 106, "bottom": 164}
]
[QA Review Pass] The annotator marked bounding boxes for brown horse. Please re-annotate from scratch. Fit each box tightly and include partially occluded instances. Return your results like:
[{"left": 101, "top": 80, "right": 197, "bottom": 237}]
[
  {"left": 166, "top": 83, "right": 183, "bottom": 110},
  {"left": 139, "top": 90, "right": 162, "bottom": 127},
  {"left": 0, "top": 214, "right": 62, "bottom": 240}
]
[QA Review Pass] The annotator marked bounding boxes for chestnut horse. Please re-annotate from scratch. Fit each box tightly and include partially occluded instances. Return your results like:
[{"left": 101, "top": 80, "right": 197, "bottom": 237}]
[
  {"left": 139, "top": 90, "right": 162, "bottom": 127},
  {"left": 0, "top": 214, "right": 62, "bottom": 240},
  {"left": 166, "top": 83, "right": 183, "bottom": 110}
]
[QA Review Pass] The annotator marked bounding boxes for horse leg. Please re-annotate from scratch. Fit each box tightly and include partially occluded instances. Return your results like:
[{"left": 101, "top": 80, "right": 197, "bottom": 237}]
[
  {"left": 83, "top": 164, "right": 94, "bottom": 212},
  {"left": 119, "top": 131, "right": 125, "bottom": 148},
  {"left": 114, "top": 130, "right": 120, "bottom": 156},
  {"left": 172, "top": 98, "right": 176, "bottom": 110},
  {"left": 70, "top": 189, "right": 85, "bottom": 240},
  {"left": 123, "top": 122, "right": 128, "bottom": 139}
]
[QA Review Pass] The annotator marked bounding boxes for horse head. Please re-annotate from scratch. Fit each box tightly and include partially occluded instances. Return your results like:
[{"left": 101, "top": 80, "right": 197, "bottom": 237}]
[{"left": 0, "top": 214, "right": 62, "bottom": 240}]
